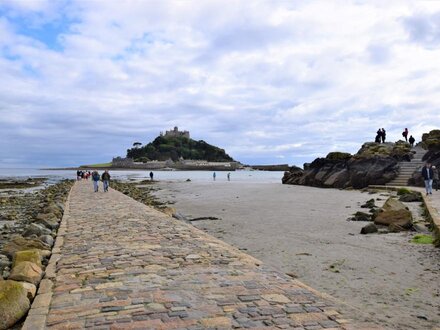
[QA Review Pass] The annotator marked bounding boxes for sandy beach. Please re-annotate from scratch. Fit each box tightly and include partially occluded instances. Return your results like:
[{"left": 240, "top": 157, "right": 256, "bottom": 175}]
[{"left": 152, "top": 180, "right": 440, "bottom": 329}]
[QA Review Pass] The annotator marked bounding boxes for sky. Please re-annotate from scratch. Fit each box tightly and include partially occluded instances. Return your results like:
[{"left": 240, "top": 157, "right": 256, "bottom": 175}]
[{"left": 2, "top": 0, "right": 440, "bottom": 167}]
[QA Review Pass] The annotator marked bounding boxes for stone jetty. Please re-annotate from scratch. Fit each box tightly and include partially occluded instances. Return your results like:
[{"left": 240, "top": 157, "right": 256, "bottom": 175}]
[{"left": 23, "top": 181, "right": 376, "bottom": 329}]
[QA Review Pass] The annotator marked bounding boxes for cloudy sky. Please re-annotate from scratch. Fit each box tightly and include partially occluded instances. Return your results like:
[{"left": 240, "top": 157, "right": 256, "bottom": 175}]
[{"left": 1, "top": 0, "right": 440, "bottom": 167}]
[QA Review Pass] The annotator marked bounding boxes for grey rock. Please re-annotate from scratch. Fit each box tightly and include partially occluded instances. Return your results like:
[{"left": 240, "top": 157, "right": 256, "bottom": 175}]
[
  {"left": 23, "top": 223, "right": 51, "bottom": 238},
  {"left": 360, "top": 223, "right": 378, "bottom": 234},
  {"left": 38, "top": 235, "right": 54, "bottom": 247}
]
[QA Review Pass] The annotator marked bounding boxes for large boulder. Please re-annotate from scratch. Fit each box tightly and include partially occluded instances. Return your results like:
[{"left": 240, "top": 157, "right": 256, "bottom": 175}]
[
  {"left": 0, "top": 280, "right": 31, "bottom": 330},
  {"left": 13, "top": 249, "right": 42, "bottom": 268},
  {"left": 2, "top": 235, "right": 51, "bottom": 259},
  {"left": 374, "top": 198, "right": 413, "bottom": 229},
  {"left": 282, "top": 166, "right": 303, "bottom": 184},
  {"left": 9, "top": 261, "right": 43, "bottom": 285},
  {"left": 348, "top": 156, "right": 398, "bottom": 189},
  {"left": 421, "top": 129, "right": 440, "bottom": 150}
]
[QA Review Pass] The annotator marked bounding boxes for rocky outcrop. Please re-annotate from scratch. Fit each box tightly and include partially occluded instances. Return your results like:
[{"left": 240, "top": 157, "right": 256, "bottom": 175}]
[{"left": 283, "top": 142, "right": 412, "bottom": 189}]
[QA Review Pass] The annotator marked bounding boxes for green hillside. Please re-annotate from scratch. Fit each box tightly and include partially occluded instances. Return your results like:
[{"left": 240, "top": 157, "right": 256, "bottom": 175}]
[{"left": 126, "top": 136, "right": 234, "bottom": 162}]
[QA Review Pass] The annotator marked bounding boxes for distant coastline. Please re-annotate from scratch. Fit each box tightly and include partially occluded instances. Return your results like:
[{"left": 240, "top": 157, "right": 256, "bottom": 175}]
[{"left": 42, "top": 164, "right": 290, "bottom": 172}]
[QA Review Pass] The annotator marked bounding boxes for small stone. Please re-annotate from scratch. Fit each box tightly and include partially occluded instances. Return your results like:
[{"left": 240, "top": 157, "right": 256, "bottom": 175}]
[
  {"left": 261, "top": 294, "right": 290, "bottom": 304},
  {"left": 185, "top": 254, "right": 201, "bottom": 260}
]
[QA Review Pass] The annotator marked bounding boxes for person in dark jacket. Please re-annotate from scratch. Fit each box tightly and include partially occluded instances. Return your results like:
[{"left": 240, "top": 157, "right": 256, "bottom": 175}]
[
  {"left": 149, "top": 171, "right": 154, "bottom": 181},
  {"left": 381, "top": 128, "right": 386, "bottom": 143},
  {"left": 375, "top": 128, "right": 382, "bottom": 143},
  {"left": 421, "top": 163, "right": 434, "bottom": 195},
  {"left": 92, "top": 170, "right": 100, "bottom": 192},
  {"left": 402, "top": 128, "right": 408, "bottom": 142},
  {"left": 101, "top": 170, "right": 111, "bottom": 192},
  {"left": 409, "top": 135, "right": 415, "bottom": 147}
]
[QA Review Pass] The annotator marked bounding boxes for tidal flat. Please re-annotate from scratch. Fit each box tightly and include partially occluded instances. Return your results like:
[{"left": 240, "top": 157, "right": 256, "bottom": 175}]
[{"left": 152, "top": 180, "right": 440, "bottom": 330}]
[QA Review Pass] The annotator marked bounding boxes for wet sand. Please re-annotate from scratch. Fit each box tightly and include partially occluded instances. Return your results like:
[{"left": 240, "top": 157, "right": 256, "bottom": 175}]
[{"left": 152, "top": 180, "right": 440, "bottom": 330}]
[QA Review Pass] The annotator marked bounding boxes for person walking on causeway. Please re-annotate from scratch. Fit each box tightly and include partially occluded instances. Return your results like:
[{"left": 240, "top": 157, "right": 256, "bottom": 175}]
[
  {"left": 92, "top": 170, "right": 100, "bottom": 192},
  {"left": 101, "top": 170, "right": 111, "bottom": 192},
  {"left": 421, "top": 163, "right": 434, "bottom": 196},
  {"left": 402, "top": 128, "right": 408, "bottom": 142}
]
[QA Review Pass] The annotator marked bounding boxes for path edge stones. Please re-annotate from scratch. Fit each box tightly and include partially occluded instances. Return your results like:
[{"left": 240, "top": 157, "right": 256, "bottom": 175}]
[{"left": 21, "top": 184, "right": 73, "bottom": 330}]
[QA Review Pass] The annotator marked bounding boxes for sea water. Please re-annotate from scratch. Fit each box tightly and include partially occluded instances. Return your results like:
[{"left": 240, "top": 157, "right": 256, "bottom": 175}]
[{"left": 0, "top": 168, "right": 285, "bottom": 184}]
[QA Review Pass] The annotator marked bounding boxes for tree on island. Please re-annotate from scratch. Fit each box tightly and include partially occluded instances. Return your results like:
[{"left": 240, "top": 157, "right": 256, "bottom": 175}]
[
  {"left": 127, "top": 135, "right": 234, "bottom": 162},
  {"left": 132, "top": 142, "right": 142, "bottom": 148}
]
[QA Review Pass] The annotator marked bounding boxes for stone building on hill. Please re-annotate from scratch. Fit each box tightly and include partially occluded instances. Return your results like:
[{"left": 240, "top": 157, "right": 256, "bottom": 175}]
[{"left": 161, "top": 126, "right": 190, "bottom": 139}]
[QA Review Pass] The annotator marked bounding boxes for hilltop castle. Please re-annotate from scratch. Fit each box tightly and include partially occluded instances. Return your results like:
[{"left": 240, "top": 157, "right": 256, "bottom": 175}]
[{"left": 160, "top": 126, "right": 190, "bottom": 139}]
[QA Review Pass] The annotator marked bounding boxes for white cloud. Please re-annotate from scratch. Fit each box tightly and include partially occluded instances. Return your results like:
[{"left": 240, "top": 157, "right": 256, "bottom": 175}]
[{"left": 1, "top": 1, "right": 440, "bottom": 167}]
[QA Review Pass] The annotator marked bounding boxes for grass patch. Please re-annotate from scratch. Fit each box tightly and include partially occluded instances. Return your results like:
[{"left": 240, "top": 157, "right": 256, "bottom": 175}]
[
  {"left": 397, "top": 187, "right": 412, "bottom": 195},
  {"left": 411, "top": 234, "right": 434, "bottom": 244},
  {"left": 82, "top": 162, "right": 112, "bottom": 168},
  {"left": 405, "top": 287, "right": 419, "bottom": 296}
]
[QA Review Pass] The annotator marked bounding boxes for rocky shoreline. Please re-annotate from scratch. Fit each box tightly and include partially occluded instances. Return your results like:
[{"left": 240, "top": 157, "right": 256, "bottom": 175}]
[{"left": 0, "top": 179, "right": 73, "bottom": 329}]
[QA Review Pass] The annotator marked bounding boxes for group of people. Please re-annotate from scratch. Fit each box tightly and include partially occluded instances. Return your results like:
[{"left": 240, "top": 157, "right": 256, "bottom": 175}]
[
  {"left": 402, "top": 128, "right": 416, "bottom": 146},
  {"left": 375, "top": 128, "right": 387, "bottom": 143},
  {"left": 76, "top": 170, "right": 91, "bottom": 180},
  {"left": 89, "top": 170, "right": 111, "bottom": 192},
  {"left": 212, "top": 172, "right": 231, "bottom": 181},
  {"left": 421, "top": 163, "right": 439, "bottom": 195},
  {"left": 374, "top": 128, "right": 415, "bottom": 147}
]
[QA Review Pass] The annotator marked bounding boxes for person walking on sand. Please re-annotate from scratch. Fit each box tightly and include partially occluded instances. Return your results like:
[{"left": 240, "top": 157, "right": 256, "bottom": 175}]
[
  {"left": 433, "top": 166, "right": 439, "bottom": 191},
  {"left": 402, "top": 128, "right": 408, "bottom": 142},
  {"left": 101, "top": 170, "right": 110, "bottom": 192},
  {"left": 409, "top": 135, "right": 415, "bottom": 147},
  {"left": 213, "top": 172, "right": 216, "bottom": 181},
  {"left": 421, "top": 163, "right": 434, "bottom": 195},
  {"left": 227, "top": 172, "right": 230, "bottom": 181},
  {"left": 149, "top": 171, "right": 154, "bottom": 181},
  {"left": 92, "top": 170, "right": 100, "bottom": 192},
  {"left": 381, "top": 128, "right": 386, "bottom": 143}
]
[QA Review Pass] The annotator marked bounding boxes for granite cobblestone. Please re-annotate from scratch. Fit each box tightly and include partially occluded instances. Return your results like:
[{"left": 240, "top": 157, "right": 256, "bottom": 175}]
[{"left": 22, "top": 181, "right": 379, "bottom": 329}]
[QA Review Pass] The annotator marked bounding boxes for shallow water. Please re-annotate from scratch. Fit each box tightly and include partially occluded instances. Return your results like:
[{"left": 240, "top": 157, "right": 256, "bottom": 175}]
[{"left": 0, "top": 168, "right": 284, "bottom": 183}]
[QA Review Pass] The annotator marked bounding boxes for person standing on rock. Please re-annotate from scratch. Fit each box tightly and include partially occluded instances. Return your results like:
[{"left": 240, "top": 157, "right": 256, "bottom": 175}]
[
  {"left": 381, "top": 128, "right": 386, "bottom": 143},
  {"left": 421, "top": 163, "right": 434, "bottom": 195},
  {"left": 433, "top": 166, "right": 439, "bottom": 191},
  {"left": 92, "top": 170, "right": 100, "bottom": 192},
  {"left": 375, "top": 128, "right": 382, "bottom": 143},
  {"left": 101, "top": 170, "right": 110, "bottom": 192},
  {"left": 409, "top": 135, "right": 415, "bottom": 147},
  {"left": 402, "top": 128, "right": 408, "bottom": 142}
]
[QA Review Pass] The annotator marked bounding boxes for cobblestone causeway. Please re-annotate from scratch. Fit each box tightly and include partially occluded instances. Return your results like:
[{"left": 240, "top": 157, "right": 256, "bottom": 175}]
[{"left": 24, "top": 181, "right": 378, "bottom": 329}]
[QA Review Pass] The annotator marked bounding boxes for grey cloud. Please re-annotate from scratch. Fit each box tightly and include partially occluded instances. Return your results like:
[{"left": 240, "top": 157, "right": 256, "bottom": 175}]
[{"left": 402, "top": 12, "right": 440, "bottom": 48}]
